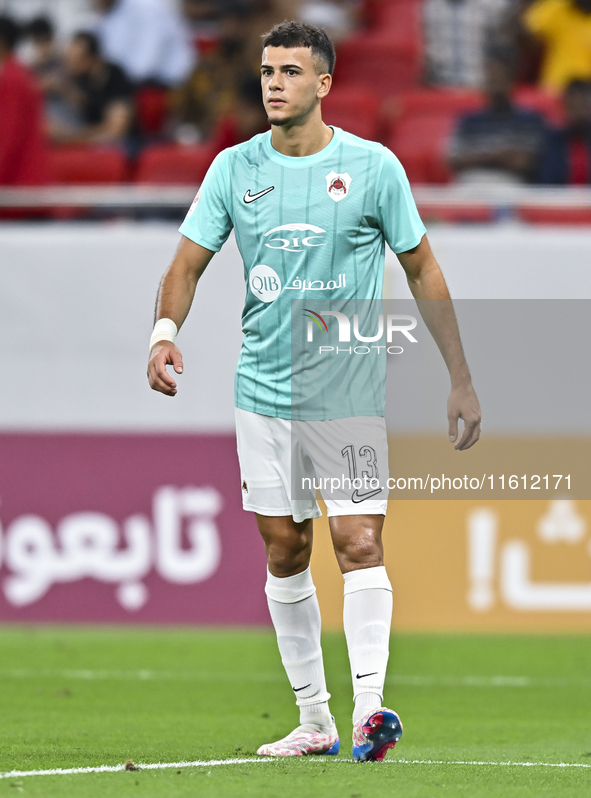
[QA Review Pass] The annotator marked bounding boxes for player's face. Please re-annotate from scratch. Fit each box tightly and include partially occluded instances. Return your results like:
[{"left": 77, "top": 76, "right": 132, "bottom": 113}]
[{"left": 260, "top": 46, "right": 331, "bottom": 127}]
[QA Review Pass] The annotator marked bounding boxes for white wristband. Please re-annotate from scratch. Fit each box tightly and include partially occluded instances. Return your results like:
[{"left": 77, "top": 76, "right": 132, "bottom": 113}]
[{"left": 149, "top": 318, "right": 178, "bottom": 352}]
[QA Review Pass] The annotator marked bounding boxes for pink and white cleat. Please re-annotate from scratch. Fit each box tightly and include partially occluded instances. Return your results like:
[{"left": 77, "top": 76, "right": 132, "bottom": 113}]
[
  {"left": 352, "top": 707, "right": 403, "bottom": 762},
  {"left": 257, "top": 719, "right": 340, "bottom": 757}
]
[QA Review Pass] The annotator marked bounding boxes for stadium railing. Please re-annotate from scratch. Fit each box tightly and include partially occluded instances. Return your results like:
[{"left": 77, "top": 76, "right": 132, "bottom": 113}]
[{"left": 2, "top": 185, "right": 591, "bottom": 224}]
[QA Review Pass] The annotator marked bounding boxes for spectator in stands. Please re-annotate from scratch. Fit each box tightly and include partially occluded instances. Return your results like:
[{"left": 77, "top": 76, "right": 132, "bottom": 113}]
[
  {"left": 24, "top": 17, "right": 61, "bottom": 82},
  {"left": 94, "top": 0, "right": 195, "bottom": 88},
  {"left": 0, "top": 15, "right": 48, "bottom": 185},
  {"left": 182, "top": 0, "right": 222, "bottom": 53},
  {"left": 448, "top": 47, "right": 548, "bottom": 182},
  {"left": 296, "top": 1, "right": 354, "bottom": 42},
  {"left": 48, "top": 31, "right": 134, "bottom": 146},
  {"left": 523, "top": 0, "right": 591, "bottom": 93},
  {"left": 423, "top": 0, "right": 510, "bottom": 87},
  {"left": 210, "top": 75, "right": 269, "bottom": 150},
  {"left": 22, "top": 16, "right": 80, "bottom": 130},
  {"left": 173, "top": 2, "right": 263, "bottom": 141},
  {"left": 539, "top": 80, "right": 591, "bottom": 183}
]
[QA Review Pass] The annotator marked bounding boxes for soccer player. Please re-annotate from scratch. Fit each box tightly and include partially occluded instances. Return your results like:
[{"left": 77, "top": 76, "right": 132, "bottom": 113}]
[{"left": 148, "top": 21, "right": 481, "bottom": 761}]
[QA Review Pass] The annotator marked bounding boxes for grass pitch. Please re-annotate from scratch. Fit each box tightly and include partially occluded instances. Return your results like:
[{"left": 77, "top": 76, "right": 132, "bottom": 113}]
[{"left": 0, "top": 628, "right": 590, "bottom": 797}]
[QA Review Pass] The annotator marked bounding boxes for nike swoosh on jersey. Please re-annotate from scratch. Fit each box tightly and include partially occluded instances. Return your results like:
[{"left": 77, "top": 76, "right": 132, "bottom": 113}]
[
  {"left": 244, "top": 186, "right": 275, "bottom": 203},
  {"left": 351, "top": 488, "right": 383, "bottom": 503},
  {"left": 356, "top": 672, "right": 378, "bottom": 679}
]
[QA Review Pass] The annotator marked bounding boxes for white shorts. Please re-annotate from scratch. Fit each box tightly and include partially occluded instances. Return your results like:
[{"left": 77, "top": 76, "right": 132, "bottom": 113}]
[{"left": 235, "top": 408, "right": 389, "bottom": 523}]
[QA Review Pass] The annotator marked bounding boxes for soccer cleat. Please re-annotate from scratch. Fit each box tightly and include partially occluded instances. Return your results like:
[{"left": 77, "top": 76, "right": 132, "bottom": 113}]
[
  {"left": 257, "top": 719, "right": 340, "bottom": 757},
  {"left": 352, "top": 707, "right": 403, "bottom": 762}
]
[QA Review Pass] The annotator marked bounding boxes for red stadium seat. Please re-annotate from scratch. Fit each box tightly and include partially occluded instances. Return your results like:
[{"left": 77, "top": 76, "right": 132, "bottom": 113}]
[
  {"left": 135, "top": 144, "right": 216, "bottom": 184},
  {"left": 513, "top": 87, "right": 564, "bottom": 126},
  {"left": 395, "top": 88, "right": 485, "bottom": 119},
  {"left": 335, "top": 33, "right": 421, "bottom": 92},
  {"left": 136, "top": 85, "right": 170, "bottom": 136},
  {"left": 389, "top": 112, "right": 457, "bottom": 183},
  {"left": 517, "top": 207, "right": 591, "bottom": 224},
  {"left": 48, "top": 146, "right": 128, "bottom": 183},
  {"left": 322, "top": 88, "right": 382, "bottom": 140},
  {"left": 417, "top": 204, "right": 495, "bottom": 223},
  {"left": 383, "top": 88, "right": 484, "bottom": 141},
  {"left": 363, "top": 0, "right": 425, "bottom": 32}
]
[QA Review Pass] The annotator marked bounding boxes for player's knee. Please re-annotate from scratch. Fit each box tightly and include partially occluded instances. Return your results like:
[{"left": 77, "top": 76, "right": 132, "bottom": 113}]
[
  {"left": 266, "top": 532, "right": 311, "bottom": 575},
  {"left": 267, "top": 544, "right": 311, "bottom": 576},
  {"left": 334, "top": 536, "right": 382, "bottom": 570}
]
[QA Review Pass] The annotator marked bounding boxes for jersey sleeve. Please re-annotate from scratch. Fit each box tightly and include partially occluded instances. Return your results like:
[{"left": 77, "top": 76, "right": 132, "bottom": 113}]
[
  {"left": 179, "top": 150, "right": 233, "bottom": 252},
  {"left": 375, "top": 148, "right": 426, "bottom": 254}
]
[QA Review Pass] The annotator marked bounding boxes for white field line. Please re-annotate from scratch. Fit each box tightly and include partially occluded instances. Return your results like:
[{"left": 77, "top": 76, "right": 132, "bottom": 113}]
[
  {"left": 0, "top": 669, "right": 589, "bottom": 689},
  {"left": 2, "top": 757, "right": 591, "bottom": 780},
  {"left": 0, "top": 758, "right": 269, "bottom": 779},
  {"left": 394, "top": 760, "right": 591, "bottom": 769}
]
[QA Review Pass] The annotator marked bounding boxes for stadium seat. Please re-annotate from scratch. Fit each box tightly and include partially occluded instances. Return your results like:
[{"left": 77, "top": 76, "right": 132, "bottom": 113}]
[
  {"left": 322, "top": 88, "right": 382, "bottom": 140},
  {"left": 335, "top": 32, "right": 421, "bottom": 91},
  {"left": 513, "top": 87, "right": 564, "bottom": 126},
  {"left": 517, "top": 207, "right": 591, "bottom": 224},
  {"left": 136, "top": 85, "right": 170, "bottom": 136},
  {"left": 383, "top": 88, "right": 484, "bottom": 141},
  {"left": 417, "top": 204, "right": 495, "bottom": 223},
  {"left": 395, "top": 88, "right": 485, "bottom": 120},
  {"left": 389, "top": 112, "right": 457, "bottom": 183},
  {"left": 135, "top": 144, "right": 216, "bottom": 184},
  {"left": 48, "top": 146, "right": 129, "bottom": 184}
]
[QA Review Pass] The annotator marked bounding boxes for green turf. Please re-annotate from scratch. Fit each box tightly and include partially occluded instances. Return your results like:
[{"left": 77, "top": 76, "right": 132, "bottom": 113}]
[{"left": 0, "top": 628, "right": 590, "bottom": 797}]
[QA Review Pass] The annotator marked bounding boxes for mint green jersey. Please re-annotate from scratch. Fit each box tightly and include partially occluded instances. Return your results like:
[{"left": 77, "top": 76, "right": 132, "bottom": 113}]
[{"left": 179, "top": 127, "right": 426, "bottom": 420}]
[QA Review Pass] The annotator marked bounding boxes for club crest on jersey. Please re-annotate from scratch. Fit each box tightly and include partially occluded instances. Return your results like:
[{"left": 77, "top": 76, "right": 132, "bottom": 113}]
[{"left": 326, "top": 172, "right": 352, "bottom": 203}]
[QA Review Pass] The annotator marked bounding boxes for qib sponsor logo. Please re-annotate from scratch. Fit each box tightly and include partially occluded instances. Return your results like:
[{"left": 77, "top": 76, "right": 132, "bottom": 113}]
[{"left": 249, "top": 264, "right": 281, "bottom": 303}]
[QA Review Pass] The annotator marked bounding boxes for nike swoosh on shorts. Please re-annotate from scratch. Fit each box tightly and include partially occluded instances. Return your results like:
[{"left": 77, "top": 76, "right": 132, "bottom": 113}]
[{"left": 351, "top": 488, "right": 383, "bottom": 503}]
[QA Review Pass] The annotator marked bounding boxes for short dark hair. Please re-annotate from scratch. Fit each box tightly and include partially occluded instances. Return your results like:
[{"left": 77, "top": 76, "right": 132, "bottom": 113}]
[
  {"left": 0, "top": 15, "right": 20, "bottom": 51},
  {"left": 73, "top": 30, "right": 101, "bottom": 58},
  {"left": 27, "top": 16, "right": 55, "bottom": 41},
  {"left": 261, "top": 20, "right": 336, "bottom": 76}
]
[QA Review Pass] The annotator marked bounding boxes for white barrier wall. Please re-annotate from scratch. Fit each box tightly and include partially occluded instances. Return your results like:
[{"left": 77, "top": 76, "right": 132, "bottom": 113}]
[{"left": 1, "top": 221, "right": 591, "bottom": 433}]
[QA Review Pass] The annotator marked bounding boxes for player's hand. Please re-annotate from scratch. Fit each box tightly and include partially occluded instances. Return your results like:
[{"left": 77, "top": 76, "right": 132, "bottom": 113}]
[
  {"left": 147, "top": 341, "right": 183, "bottom": 396},
  {"left": 447, "top": 381, "right": 481, "bottom": 451}
]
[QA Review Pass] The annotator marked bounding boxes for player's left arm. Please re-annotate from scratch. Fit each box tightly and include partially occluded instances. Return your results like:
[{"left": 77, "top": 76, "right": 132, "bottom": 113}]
[{"left": 397, "top": 234, "right": 481, "bottom": 450}]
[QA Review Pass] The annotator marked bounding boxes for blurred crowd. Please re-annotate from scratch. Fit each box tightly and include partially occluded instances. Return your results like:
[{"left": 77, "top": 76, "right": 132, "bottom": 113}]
[{"left": 2, "top": 0, "right": 591, "bottom": 187}]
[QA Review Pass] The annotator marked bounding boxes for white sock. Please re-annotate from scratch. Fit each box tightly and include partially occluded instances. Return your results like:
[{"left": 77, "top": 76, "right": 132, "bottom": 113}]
[
  {"left": 265, "top": 567, "right": 333, "bottom": 730},
  {"left": 343, "top": 565, "right": 393, "bottom": 725}
]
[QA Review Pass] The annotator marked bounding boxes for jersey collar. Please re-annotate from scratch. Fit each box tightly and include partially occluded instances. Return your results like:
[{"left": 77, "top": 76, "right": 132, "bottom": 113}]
[{"left": 263, "top": 126, "right": 342, "bottom": 168}]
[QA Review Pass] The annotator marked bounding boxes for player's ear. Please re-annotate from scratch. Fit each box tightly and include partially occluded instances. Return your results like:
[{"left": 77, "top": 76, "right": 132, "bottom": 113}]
[{"left": 317, "top": 72, "right": 332, "bottom": 100}]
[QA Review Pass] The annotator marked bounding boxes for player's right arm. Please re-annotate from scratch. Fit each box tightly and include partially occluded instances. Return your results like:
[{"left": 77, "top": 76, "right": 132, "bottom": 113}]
[{"left": 147, "top": 236, "right": 215, "bottom": 397}]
